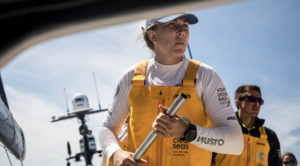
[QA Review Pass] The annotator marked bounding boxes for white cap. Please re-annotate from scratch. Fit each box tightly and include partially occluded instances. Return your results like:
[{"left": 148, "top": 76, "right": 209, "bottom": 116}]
[{"left": 145, "top": 13, "right": 198, "bottom": 29}]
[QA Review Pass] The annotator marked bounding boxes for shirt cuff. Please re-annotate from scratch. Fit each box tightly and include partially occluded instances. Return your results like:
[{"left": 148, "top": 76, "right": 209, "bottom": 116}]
[
  {"left": 106, "top": 143, "right": 122, "bottom": 161},
  {"left": 191, "top": 125, "right": 203, "bottom": 144}
]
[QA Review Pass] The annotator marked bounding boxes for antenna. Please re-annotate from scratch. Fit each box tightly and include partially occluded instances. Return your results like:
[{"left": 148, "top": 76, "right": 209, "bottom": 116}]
[
  {"left": 93, "top": 72, "right": 101, "bottom": 110},
  {"left": 67, "top": 141, "right": 72, "bottom": 156},
  {"left": 66, "top": 141, "right": 71, "bottom": 166},
  {"left": 187, "top": 43, "right": 193, "bottom": 59},
  {"left": 52, "top": 77, "right": 107, "bottom": 165},
  {"left": 64, "top": 88, "right": 70, "bottom": 114}
]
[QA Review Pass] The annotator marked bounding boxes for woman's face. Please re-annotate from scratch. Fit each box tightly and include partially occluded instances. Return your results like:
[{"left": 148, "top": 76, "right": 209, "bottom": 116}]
[{"left": 152, "top": 17, "right": 190, "bottom": 59}]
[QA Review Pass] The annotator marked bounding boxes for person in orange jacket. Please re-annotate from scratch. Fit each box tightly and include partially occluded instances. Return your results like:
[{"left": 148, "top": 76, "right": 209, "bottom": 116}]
[
  {"left": 212, "top": 84, "right": 282, "bottom": 166},
  {"left": 99, "top": 13, "right": 243, "bottom": 166}
]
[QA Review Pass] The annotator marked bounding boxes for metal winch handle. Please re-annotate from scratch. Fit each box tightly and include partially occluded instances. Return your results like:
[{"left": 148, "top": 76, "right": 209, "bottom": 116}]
[{"left": 132, "top": 93, "right": 189, "bottom": 161}]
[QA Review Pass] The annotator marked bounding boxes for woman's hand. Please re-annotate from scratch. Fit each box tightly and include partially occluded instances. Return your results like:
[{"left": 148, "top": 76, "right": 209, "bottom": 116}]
[
  {"left": 112, "top": 149, "right": 147, "bottom": 166},
  {"left": 152, "top": 104, "right": 188, "bottom": 138}
]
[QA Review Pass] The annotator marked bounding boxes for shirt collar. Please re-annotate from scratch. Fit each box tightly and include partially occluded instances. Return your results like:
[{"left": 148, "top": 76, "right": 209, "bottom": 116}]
[{"left": 235, "top": 111, "right": 265, "bottom": 129}]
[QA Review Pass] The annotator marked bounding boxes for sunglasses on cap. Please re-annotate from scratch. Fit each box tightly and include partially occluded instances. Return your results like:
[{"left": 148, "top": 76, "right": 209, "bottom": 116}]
[
  {"left": 239, "top": 95, "right": 264, "bottom": 105},
  {"left": 283, "top": 160, "right": 296, "bottom": 165}
]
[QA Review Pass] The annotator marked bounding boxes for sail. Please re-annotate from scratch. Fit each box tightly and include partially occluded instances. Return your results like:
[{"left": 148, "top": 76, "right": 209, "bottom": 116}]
[{"left": 0, "top": 74, "right": 26, "bottom": 160}]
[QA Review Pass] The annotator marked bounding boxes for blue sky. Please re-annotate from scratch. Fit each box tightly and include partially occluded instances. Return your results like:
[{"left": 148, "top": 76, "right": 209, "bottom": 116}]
[{"left": 1, "top": 0, "right": 300, "bottom": 165}]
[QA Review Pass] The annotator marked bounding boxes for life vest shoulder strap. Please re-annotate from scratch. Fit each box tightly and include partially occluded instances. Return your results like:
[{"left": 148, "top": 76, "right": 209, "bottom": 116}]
[
  {"left": 182, "top": 59, "right": 201, "bottom": 86},
  {"left": 131, "top": 60, "right": 148, "bottom": 86},
  {"left": 259, "top": 126, "right": 268, "bottom": 139}
]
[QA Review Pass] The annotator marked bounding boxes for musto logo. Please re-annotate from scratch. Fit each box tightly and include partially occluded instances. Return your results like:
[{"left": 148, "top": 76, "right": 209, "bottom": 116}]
[{"left": 196, "top": 136, "right": 225, "bottom": 146}]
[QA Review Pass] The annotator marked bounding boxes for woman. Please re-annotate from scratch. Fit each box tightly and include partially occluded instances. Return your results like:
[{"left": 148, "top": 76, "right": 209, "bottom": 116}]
[{"left": 99, "top": 13, "right": 243, "bottom": 166}]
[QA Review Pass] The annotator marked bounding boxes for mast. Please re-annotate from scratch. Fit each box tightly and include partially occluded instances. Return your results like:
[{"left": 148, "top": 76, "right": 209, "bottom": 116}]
[
  {"left": 93, "top": 72, "right": 101, "bottom": 110},
  {"left": 64, "top": 88, "right": 70, "bottom": 114}
]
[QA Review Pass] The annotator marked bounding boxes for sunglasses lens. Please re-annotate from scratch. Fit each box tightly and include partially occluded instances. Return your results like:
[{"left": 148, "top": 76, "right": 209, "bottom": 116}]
[
  {"left": 283, "top": 160, "right": 295, "bottom": 164},
  {"left": 259, "top": 98, "right": 264, "bottom": 105},
  {"left": 247, "top": 96, "right": 256, "bottom": 102},
  {"left": 247, "top": 96, "right": 264, "bottom": 105}
]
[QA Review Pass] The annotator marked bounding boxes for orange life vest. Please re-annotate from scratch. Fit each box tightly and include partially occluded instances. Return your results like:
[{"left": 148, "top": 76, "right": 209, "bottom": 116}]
[{"left": 213, "top": 126, "right": 269, "bottom": 166}]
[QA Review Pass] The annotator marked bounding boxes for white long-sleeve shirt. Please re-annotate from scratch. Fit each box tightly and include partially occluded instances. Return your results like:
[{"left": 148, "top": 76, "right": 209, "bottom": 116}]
[{"left": 99, "top": 57, "right": 243, "bottom": 161}]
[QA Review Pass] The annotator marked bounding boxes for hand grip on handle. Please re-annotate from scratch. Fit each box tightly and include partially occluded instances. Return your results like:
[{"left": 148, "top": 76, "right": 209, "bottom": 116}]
[{"left": 132, "top": 93, "right": 189, "bottom": 160}]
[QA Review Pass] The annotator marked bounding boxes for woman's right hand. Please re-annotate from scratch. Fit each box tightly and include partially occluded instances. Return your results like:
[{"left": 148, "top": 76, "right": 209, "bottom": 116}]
[{"left": 112, "top": 149, "right": 148, "bottom": 166}]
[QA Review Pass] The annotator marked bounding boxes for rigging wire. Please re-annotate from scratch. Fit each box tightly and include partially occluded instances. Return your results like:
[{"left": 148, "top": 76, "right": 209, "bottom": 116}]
[
  {"left": 0, "top": 143, "right": 13, "bottom": 166},
  {"left": 1, "top": 143, "right": 25, "bottom": 166},
  {"left": 187, "top": 43, "right": 193, "bottom": 60}
]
